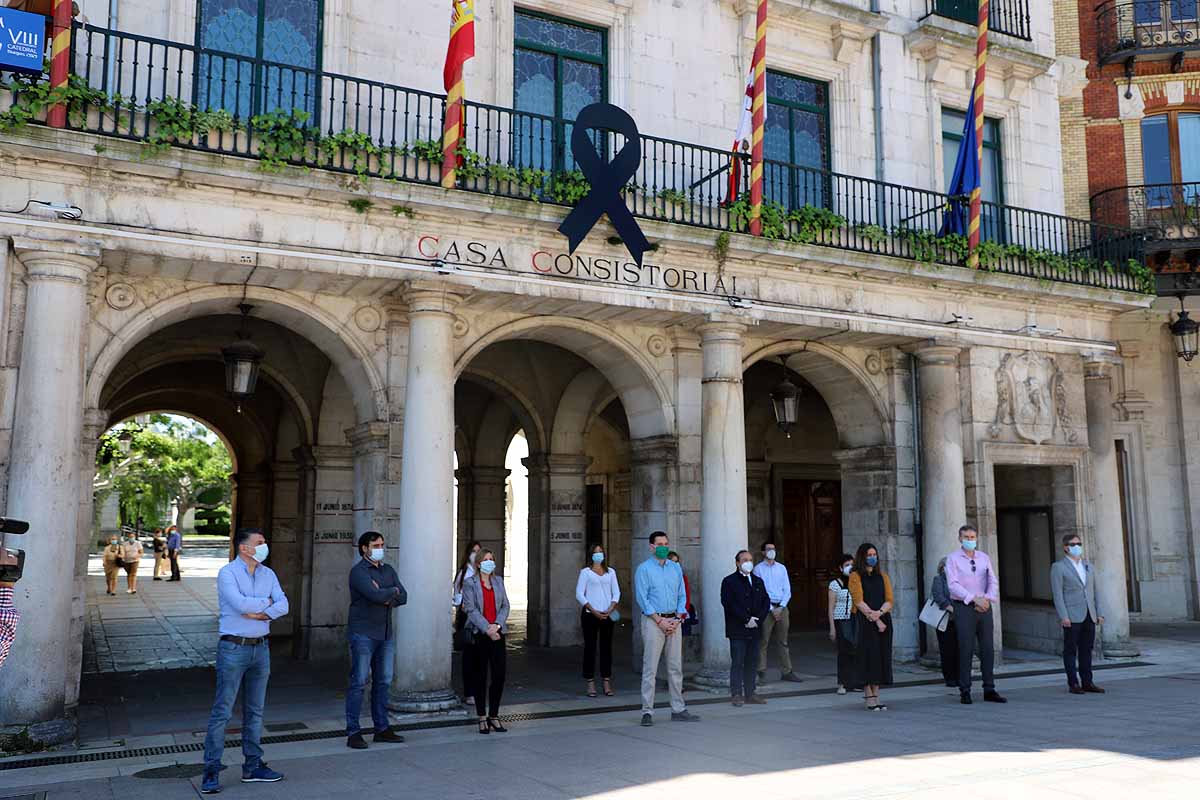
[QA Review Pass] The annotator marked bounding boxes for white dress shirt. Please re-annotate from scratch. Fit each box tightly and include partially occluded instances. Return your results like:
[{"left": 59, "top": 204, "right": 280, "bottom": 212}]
[
  {"left": 576, "top": 567, "right": 620, "bottom": 611},
  {"left": 1069, "top": 557, "right": 1087, "bottom": 585},
  {"left": 753, "top": 559, "right": 792, "bottom": 607}
]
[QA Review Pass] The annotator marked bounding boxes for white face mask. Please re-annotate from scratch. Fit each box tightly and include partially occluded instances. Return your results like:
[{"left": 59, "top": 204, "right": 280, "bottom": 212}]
[
  {"left": 765, "top": 549, "right": 777, "bottom": 561},
  {"left": 252, "top": 543, "right": 269, "bottom": 563},
  {"left": 370, "top": 547, "right": 385, "bottom": 562},
  {"left": 468, "top": 552, "right": 477, "bottom": 565},
  {"left": 739, "top": 560, "right": 754, "bottom": 574},
  {"left": 842, "top": 565, "right": 853, "bottom": 576}
]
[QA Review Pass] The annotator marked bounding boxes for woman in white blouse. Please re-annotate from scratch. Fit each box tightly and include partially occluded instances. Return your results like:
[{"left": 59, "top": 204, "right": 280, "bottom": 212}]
[
  {"left": 827, "top": 552, "right": 858, "bottom": 695},
  {"left": 576, "top": 543, "right": 620, "bottom": 697}
]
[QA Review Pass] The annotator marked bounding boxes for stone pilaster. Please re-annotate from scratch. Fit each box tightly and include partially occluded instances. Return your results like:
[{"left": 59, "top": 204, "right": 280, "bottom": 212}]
[
  {"left": 464, "top": 465, "right": 510, "bottom": 567},
  {"left": 629, "top": 435, "right": 680, "bottom": 666},
  {"left": 347, "top": 421, "right": 397, "bottom": 540},
  {"left": 695, "top": 317, "right": 749, "bottom": 688},
  {"left": 0, "top": 237, "right": 99, "bottom": 741},
  {"left": 545, "top": 453, "right": 590, "bottom": 647},
  {"left": 390, "top": 282, "right": 464, "bottom": 711},
  {"left": 1084, "top": 358, "right": 1138, "bottom": 657}
]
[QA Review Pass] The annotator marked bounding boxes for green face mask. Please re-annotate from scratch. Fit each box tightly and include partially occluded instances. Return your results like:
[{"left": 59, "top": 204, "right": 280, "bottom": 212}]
[{"left": 654, "top": 545, "right": 670, "bottom": 560}]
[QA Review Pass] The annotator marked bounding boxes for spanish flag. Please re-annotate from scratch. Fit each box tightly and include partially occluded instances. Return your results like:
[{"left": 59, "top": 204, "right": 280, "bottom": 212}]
[
  {"left": 723, "top": 67, "right": 755, "bottom": 207},
  {"left": 441, "top": 0, "right": 476, "bottom": 188}
]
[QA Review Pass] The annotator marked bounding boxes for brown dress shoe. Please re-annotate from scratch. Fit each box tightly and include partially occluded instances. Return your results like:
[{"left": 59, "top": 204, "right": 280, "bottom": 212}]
[
  {"left": 731, "top": 695, "right": 745, "bottom": 707},
  {"left": 1069, "top": 686, "right": 1086, "bottom": 695},
  {"left": 1083, "top": 684, "right": 1106, "bottom": 694},
  {"left": 745, "top": 695, "right": 768, "bottom": 705}
]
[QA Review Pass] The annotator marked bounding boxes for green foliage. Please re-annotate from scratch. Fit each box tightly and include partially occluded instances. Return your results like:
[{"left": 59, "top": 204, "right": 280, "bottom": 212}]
[
  {"left": 141, "top": 98, "right": 197, "bottom": 158},
  {"left": 714, "top": 231, "right": 730, "bottom": 271},
  {"left": 319, "top": 129, "right": 381, "bottom": 186},
  {"left": 656, "top": 188, "right": 691, "bottom": 209},
  {"left": 0, "top": 727, "right": 47, "bottom": 756},
  {"left": 194, "top": 504, "right": 231, "bottom": 536},
  {"left": 786, "top": 204, "right": 847, "bottom": 244},
  {"left": 1127, "top": 259, "right": 1156, "bottom": 294},
  {"left": 94, "top": 415, "right": 232, "bottom": 532},
  {"left": 546, "top": 170, "right": 591, "bottom": 205},
  {"left": 250, "top": 108, "right": 314, "bottom": 172},
  {"left": 409, "top": 138, "right": 444, "bottom": 164},
  {"left": 0, "top": 69, "right": 109, "bottom": 132},
  {"left": 347, "top": 197, "right": 374, "bottom": 213},
  {"left": 855, "top": 224, "right": 888, "bottom": 245},
  {"left": 391, "top": 204, "right": 416, "bottom": 218}
]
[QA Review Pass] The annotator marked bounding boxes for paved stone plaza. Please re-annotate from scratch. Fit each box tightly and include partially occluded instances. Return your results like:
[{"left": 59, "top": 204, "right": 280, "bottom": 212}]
[{"left": 2, "top": 659, "right": 1198, "bottom": 800}]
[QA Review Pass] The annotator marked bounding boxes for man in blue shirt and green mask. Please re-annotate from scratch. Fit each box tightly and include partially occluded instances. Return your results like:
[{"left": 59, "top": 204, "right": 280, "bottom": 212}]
[{"left": 634, "top": 531, "right": 699, "bottom": 727}]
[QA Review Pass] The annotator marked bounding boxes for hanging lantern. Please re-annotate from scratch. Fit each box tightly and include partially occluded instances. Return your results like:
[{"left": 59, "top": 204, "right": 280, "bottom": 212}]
[
  {"left": 1170, "top": 295, "right": 1199, "bottom": 363},
  {"left": 769, "top": 356, "right": 801, "bottom": 438},
  {"left": 222, "top": 303, "right": 264, "bottom": 411}
]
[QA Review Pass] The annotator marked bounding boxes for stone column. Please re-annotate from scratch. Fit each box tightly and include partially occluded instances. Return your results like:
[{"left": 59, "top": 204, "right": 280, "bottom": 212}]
[
  {"left": 695, "top": 318, "right": 749, "bottom": 687},
  {"left": 68, "top": 409, "right": 109, "bottom": 706},
  {"left": 389, "top": 282, "right": 463, "bottom": 711},
  {"left": 546, "top": 454, "right": 589, "bottom": 647},
  {"left": 522, "top": 454, "right": 551, "bottom": 646},
  {"left": 467, "top": 465, "right": 510, "bottom": 563},
  {"left": 1084, "top": 358, "right": 1138, "bottom": 656},
  {"left": 0, "top": 238, "right": 98, "bottom": 741},
  {"left": 912, "top": 344, "right": 967, "bottom": 657}
]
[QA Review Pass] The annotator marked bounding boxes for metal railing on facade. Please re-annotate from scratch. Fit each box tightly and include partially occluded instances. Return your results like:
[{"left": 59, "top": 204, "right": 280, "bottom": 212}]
[
  {"left": 921, "top": 0, "right": 1033, "bottom": 41},
  {"left": 0, "top": 22, "right": 1146, "bottom": 292},
  {"left": 1091, "top": 182, "right": 1200, "bottom": 249},
  {"left": 1095, "top": 0, "right": 1200, "bottom": 65}
]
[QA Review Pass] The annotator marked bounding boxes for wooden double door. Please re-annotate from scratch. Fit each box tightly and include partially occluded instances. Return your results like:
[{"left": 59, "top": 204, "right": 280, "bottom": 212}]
[{"left": 779, "top": 478, "right": 843, "bottom": 629}]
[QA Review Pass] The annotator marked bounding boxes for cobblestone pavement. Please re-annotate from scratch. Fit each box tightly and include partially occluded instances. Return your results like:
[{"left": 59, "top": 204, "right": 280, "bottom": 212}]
[{"left": 2, "top": 663, "right": 1198, "bottom": 799}]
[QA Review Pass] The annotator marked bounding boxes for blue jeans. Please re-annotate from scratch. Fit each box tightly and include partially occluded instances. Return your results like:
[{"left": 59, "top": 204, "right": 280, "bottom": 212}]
[
  {"left": 203, "top": 638, "right": 271, "bottom": 772},
  {"left": 345, "top": 634, "right": 395, "bottom": 736}
]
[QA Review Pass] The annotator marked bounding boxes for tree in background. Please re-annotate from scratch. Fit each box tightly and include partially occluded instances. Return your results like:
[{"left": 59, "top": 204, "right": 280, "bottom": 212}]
[{"left": 94, "top": 414, "right": 233, "bottom": 533}]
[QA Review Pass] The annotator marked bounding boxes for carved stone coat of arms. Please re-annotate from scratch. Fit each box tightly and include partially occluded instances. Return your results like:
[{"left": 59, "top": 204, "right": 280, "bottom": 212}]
[{"left": 989, "top": 352, "right": 1075, "bottom": 444}]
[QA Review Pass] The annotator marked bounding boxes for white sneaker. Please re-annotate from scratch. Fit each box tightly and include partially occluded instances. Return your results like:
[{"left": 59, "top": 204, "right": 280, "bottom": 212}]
[{"left": 836, "top": 686, "right": 847, "bottom": 695}]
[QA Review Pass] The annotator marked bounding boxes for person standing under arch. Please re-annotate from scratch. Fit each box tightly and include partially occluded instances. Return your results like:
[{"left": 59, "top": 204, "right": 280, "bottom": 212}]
[
  {"left": 577, "top": 543, "right": 620, "bottom": 698},
  {"left": 461, "top": 549, "right": 510, "bottom": 734},
  {"left": 753, "top": 540, "right": 803, "bottom": 684},
  {"left": 453, "top": 540, "right": 481, "bottom": 705},
  {"left": 849, "top": 542, "right": 893, "bottom": 711},
  {"left": 634, "top": 531, "right": 699, "bottom": 726}
]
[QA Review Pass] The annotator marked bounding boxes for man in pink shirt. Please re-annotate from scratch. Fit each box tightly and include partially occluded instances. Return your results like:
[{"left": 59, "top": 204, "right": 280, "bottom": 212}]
[{"left": 945, "top": 524, "right": 1006, "bottom": 705}]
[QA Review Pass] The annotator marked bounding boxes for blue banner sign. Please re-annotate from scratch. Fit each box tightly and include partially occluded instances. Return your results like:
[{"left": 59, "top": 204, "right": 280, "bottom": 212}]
[{"left": 0, "top": 7, "right": 45, "bottom": 77}]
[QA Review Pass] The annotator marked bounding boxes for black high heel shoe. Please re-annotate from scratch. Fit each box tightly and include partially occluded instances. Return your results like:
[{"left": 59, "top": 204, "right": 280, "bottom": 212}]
[
  {"left": 486, "top": 717, "right": 507, "bottom": 733},
  {"left": 477, "top": 719, "right": 489, "bottom": 735}
]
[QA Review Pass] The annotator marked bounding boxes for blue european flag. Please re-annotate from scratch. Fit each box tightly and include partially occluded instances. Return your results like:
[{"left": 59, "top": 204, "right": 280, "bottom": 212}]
[
  {"left": 0, "top": 7, "right": 45, "bottom": 77},
  {"left": 940, "top": 91, "right": 979, "bottom": 237}
]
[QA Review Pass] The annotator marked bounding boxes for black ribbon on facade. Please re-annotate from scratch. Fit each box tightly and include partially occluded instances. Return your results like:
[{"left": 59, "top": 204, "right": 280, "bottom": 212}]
[{"left": 558, "top": 103, "right": 651, "bottom": 266}]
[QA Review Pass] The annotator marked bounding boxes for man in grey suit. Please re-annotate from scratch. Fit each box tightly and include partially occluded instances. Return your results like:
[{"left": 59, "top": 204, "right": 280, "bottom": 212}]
[{"left": 1050, "top": 534, "right": 1106, "bottom": 695}]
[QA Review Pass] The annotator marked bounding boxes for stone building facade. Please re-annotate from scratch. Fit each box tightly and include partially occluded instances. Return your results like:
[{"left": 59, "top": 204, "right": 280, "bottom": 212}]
[
  {"left": 0, "top": 0, "right": 1169, "bottom": 739},
  {"left": 1054, "top": 0, "right": 1200, "bottom": 626}
]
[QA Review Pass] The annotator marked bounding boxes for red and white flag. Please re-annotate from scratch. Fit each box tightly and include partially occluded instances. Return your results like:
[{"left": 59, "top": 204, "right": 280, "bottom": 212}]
[{"left": 724, "top": 66, "right": 755, "bottom": 206}]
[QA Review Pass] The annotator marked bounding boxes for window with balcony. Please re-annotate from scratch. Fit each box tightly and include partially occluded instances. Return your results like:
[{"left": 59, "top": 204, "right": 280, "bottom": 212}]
[
  {"left": 195, "top": 0, "right": 323, "bottom": 120},
  {"left": 1141, "top": 112, "right": 1200, "bottom": 207},
  {"left": 513, "top": 10, "right": 607, "bottom": 173},
  {"left": 1097, "top": 0, "right": 1200, "bottom": 65},
  {"left": 942, "top": 108, "right": 1004, "bottom": 240},
  {"left": 763, "top": 71, "right": 830, "bottom": 210}
]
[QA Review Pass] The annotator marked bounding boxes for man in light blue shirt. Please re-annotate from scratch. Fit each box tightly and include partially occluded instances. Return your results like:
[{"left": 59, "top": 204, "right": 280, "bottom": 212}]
[
  {"left": 633, "top": 531, "right": 699, "bottom": 726},
  {"left": 201, "top": 528, "right": 288, "bottom": 794},
  {"left": 753, "top": 540, "right": 803, "bottom": 683}
]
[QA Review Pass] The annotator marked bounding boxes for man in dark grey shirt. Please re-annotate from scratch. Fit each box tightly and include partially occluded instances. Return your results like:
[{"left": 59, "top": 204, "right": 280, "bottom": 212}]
[{"left": 345, "top": 531, "right": 407, "bottom": 749}]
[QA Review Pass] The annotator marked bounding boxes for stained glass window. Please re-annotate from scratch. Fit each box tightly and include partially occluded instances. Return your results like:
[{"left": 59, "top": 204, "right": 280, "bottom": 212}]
[
  {"left": 763, "top": 71, "right": 830, "bottom": 210},
  {"left": 197, "top": 0, "right": 323, "bottom": 121},
  {"left": 513, "top": 11, "right": 607, "bottom": 172}
]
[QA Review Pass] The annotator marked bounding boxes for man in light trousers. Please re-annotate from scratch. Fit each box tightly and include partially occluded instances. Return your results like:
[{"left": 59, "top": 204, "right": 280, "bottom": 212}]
[{"left": 633, "top": 531, "right": 699, "bottom": 727}]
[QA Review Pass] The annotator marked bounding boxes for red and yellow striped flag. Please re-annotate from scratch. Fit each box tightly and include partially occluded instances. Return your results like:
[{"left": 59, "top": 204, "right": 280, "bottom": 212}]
[
  {"left": 966, "top": 0, "right": 989, "bottom": 269},
  {"left": 47, "top": 0, "right": 73, "bottom": 129},
  {"left": 748, "top": 0, "right": 767, "bottom": 236},
  {"left": 441, "top": 0, "right": 476, "bottom": 188}
]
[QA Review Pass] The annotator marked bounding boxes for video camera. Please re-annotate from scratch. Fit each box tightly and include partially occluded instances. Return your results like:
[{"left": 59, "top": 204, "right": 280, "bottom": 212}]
[{"left": 0, "top": 517, "right": 29, "bottom": 584}]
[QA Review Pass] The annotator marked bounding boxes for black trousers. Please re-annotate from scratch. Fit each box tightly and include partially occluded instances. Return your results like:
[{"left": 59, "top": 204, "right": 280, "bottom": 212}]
[
  {"left": 834, "top": 619, "right": 858, "bottom": 689},
  {"left": 581, "top": 610, "right": 614, "bottom": 680},
  {"left": 729, "top": 637, "right": 760, "bottom": 698},
  {"left": 471, "top": 633, "right": 506, "bottom": 718},
  {"left": 1062, "top": 614, "right": 1096, "bottom": 688},
  {"left": 955, "top": 601, "right": 995, "bottom": 693},
  {"left": 168, "top": 549, "right": 180, "bottom": 580},
  {"left": 936, "top": 617, "right": 960, "bottom": 684}
]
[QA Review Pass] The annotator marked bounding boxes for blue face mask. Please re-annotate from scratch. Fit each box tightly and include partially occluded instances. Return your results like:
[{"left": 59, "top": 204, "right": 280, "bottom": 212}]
[
  {"left": 592, "top": 552, "right": 605, "bottom": 564},
  {"left": 962, "top": 539, "right": 978, "bottom": 551},
  {"left": 480, "top": 559, "right": 496, "bottom": 574},
  {"left": 1067, "top": 544, "right": 1083, "bottom": 558},
  {"left": 865, "top": 555, "right": 878, "bottom": 567}
]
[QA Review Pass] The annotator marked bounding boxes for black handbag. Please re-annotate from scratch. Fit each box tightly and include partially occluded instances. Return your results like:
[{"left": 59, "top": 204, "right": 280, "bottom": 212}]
[
  {"left": 453, "top": 608, "right": 472, "bottom": 651},
  {"left": 837, "top": 615, "right": 858, "bottom": 644}
]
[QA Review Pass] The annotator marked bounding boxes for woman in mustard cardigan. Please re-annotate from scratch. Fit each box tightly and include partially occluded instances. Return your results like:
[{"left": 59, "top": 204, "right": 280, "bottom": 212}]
[{"left": 848, "top": 541, "right": 894, "bottom": 711}]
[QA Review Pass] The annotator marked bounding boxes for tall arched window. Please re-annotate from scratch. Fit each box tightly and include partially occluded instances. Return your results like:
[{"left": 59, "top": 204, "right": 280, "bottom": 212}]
[
  {"left": 1141, "top": 111, "right": 1200, "bottom": 206},
  {"left": 196, "top": 0, "right": 323, "bottom": 121}
]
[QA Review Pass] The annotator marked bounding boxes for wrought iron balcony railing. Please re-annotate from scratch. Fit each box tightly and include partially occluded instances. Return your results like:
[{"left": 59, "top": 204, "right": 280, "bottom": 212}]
[
  {"left": 1091, "top": 182, "right": 1200, "bottom": 247},
  {"left": 0, "top": 23, "right": 1147, "bottom": 293},
  {"left": 1095, "top": 0, "right": 1200, "bottom": 66},
  {"left": 921, "top": 0, "right": 1033, "bottom": 41}
]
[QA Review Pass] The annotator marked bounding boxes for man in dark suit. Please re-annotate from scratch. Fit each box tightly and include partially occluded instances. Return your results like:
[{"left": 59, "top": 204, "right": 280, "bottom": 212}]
[
  {"left": 1050, "top": 533, "right": 1105, "bottom": 695},
  {"left": 721, "top": 549, "right": 771, "bottom": 707}
]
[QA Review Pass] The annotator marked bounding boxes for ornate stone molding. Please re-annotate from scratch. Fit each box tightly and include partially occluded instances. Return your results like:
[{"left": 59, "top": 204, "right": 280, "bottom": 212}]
[
  {"left": 345, "top": 421, "right": 390, "bottom": 457},
  {"left": 989, "top": 351, "right": 1077, "bottom": 444},
  {"left": 630, "top": 434, "right": 678, "bottom": 466}
]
